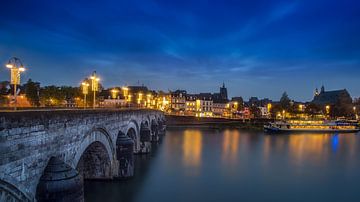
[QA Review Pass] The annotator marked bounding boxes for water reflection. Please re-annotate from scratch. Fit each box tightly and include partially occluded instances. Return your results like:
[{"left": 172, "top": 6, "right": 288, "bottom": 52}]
[
  {"left": 222, "top": 130, "right": 239, "bottom": 165},
  {"left": 182, "top": 130, "right": 202, "bottom": 169},
  {"left": 85, "top": 129, "right": 360, "bottom": 202}
]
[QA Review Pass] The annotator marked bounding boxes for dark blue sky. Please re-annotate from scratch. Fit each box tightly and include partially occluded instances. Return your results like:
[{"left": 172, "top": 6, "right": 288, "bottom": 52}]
[{"left": 0, "top": 0, "right": 359, "bottom": 101}]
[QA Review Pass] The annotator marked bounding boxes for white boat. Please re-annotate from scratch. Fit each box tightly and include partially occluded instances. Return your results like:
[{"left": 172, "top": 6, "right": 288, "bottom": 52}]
[{"left": 264, "top": 120, "right": 360, "bottom": 133}]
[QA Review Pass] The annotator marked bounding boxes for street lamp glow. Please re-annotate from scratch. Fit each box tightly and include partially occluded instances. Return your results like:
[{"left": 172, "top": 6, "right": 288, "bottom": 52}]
[
  {"left": 82, "top": 81, "right": 90, "bottom": 108},
  {"left": 90, "top": 71, "right": 100, "bottom": 109},
  {"left": 111, "top": 88, "right": 119, "bottom": 99},
  {"left": 5, "top": 57, "right": 26, "bottom": 110}
]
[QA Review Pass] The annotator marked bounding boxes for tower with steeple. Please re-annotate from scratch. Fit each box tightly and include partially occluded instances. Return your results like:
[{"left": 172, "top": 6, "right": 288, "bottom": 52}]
[
  {"left": 220, "top": 82, "right": 228, "bottom": 100},
  {"left": 314, "top": 88, "right": 319, "bottom": 97},
  {"left": 321, "top": 85, "right": 325, "bottom": 93}
]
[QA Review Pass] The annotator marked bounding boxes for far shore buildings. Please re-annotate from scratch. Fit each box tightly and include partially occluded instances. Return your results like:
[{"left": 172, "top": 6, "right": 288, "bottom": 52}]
[
  {"left": 312, "top": 85, "right": 352, "bottom": 106},
  {"left": 170, "top": 84, "right": 228, "bottom": 117},
  {"left": 169, "top": 83, "right": 265, "bottom": 118}
]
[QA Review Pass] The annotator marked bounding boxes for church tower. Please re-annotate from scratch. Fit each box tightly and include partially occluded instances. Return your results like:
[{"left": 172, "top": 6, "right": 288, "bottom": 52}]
[
  {"left": 321, "top": 85, "right": 325, "bottom": 93},
  {"left": 314, "top": 88, "right": 319, "bottom": 97},
  {"left": 220, "top": 82, "right": 228, "bottom": 100}
]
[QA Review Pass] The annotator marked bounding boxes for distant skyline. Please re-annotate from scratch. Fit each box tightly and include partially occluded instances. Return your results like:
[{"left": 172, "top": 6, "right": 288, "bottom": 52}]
[{"left": 0, "top": 0, "right": 359, "bottom": 101}]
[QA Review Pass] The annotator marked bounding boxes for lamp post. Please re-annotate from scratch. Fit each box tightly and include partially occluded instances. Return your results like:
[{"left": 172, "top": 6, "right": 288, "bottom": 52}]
[
  {"left": 82, "top": 81, "right": 89, "bottom": 109},
  {"left": 282, "top": 110, "right": 286, "bottom": 120},
  {"left": 90, "top": 71, "right": 100, "bottom": 109},
  {"left": 6, "top": 57, "right": 26, "bottom": 110},
  {"left": 267, "top": 103, "right": 272, "bottom": 118},
  {"left": 122, "top": 87, "right": 129, "bottom": 99},
  {"left": 353, "top": 106, "right": 358, "bottom": 120},
  {"left": 111, "top": 88, "right": 119, "bottom": 99},
  {"left": 325, "top": 105, "right": 330, "bottom": 118}
]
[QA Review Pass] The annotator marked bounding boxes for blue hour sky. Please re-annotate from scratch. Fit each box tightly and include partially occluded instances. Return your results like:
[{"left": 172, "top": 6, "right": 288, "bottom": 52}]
[{"left": 0, "top": 0, "right": 359, "bottom": 101}]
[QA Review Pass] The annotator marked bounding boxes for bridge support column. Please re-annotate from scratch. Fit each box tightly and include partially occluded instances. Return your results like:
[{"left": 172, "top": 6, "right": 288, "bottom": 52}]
[
  {"left": 36, "top": 157, "right": 84, "bottom": 202},
  {"left": 139, "top": 127, "right": 151, "bottom": 154},
  {"left": 115, "top": 132, "right": 134, "bottom": 179},
  {"left": 158, "top": 121, "right": 166, "bottom": 137},
  {"left": 151, "top": 123, "right": 160, "bottom": 142}
]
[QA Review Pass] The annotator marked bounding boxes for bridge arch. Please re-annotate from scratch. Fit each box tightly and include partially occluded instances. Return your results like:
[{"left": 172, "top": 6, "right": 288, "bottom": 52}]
[
  {"left": 73, "top": 128, "right": 114, "bottom": 179},
  {"left": 125, "top": 120, "right": 140, "bottom": 152},
  {"left": 0, "top": 176, "right": 32, "bottom": 202}
]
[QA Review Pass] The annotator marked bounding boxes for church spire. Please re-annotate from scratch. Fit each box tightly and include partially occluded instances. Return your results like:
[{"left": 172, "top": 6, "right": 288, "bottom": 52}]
[{"left": 321, "top": 85, "right": 325, "bottom": 93}]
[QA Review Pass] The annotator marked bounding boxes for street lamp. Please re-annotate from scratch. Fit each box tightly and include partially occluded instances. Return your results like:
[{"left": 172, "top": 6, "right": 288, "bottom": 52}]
[
  {"left": 325, "top": 105, "right": 330, "bottom": 114},
  {"left": 138, "top": 93, "right": 143, "bottom": 106},
  {"left": 282, "top": 110, "right": 286, "bottom": 119},
  {"left": 111, "top": 88, "right": 119, "bottom": 99},
  {"left": 82, "top": 81, "right": 89, "bottom": 108},
  {"left": 267, "top": 103, "right": 272, "bottom": 118},
  {"left": 90, "top": 71, "right": 100, "bottom": 109},
  {"left": 6, "top": 57, "right": 26, "bottom": 110},
  {"left": 354, "top": 106, "right": 358, "bottom": 120}
]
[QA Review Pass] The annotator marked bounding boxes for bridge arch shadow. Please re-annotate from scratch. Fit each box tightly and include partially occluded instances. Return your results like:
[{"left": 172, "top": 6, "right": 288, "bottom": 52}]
[
  {"left": 73, "top": 128, "right": 114, "bottom": 180},
  {"left": 125, "top": 120, "right": 140, "bottom": 152}
]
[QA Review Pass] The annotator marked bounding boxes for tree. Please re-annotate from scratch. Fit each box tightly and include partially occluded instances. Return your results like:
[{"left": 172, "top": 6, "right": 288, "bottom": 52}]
[
  {"left": 40, "top": 86, "right": 64, "bottom": 106},
  {"left": 0, "top": 81, "right": 10, "bottom": 106},
  {"left": 40, "top": 85, "right": 81, "bottom": 107},
  {"left": 305, "top": 103, "right": 321, "bottom": 117},
  {"left": 280, "top": 92, "right": 291, "bottom": 110},
  {"left": 249, "top": 105, "right": 261, "bottom": 118},
  {"left": 24, "top": 79, "right": 40, "bottom": 106}
]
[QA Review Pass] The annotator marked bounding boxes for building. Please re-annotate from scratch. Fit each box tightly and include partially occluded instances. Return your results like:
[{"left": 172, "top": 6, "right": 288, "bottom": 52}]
[
  {"left": 195, "top": 93, "right": 213, "bottom": 117},
  {"left": 259, "top": 106, "right": 270, "bottom": 118},
  {"left": 210, "top": 83, "right": 229, "bottom": 117},
  {"left": 127, "top": 85, "right": 150, "bottom": 107},
  {"left": 185, "top": 94, "right": 197, "bottom": 115},
  {"left": 212, "top": 101, "right": 228, "bottom": 117},
  {"left": 170, "top": 90, "right": 187, "bottom": 113},
  {"left": 312, "top": 86, "right": 352, "bottom": 106}
]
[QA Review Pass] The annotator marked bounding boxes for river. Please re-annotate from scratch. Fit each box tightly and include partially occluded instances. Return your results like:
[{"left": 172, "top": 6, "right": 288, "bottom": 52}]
[{"left": 84, "top": 128, "right": 360, "bottom": 202}]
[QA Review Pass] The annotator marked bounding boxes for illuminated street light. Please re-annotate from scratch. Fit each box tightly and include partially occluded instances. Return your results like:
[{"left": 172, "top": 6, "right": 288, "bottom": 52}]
[
  {"left": 82, "top": 81, "right": 89, "bottom": 108},
  {"left": 90, "top": 71, "right": 100, "bottom": 109},
  {"left": 146, "top": 93, "right": 152, "bottom": 108},
  {"left": 122, "top": 87, "right": 129, "bottom": 101},
  {"left": 267, "top": 103, "right": 272, "bottom": 117},
  {"left": 354, "top": 106, "right": 358, "bottom": 120},
  {"left": 326, "top": 105, "right": 330, "bottom": 115},
  {"left": 138, "top": 93, "right": 143, "bottom": 106},
  {"left": 6, "top": 57, "right": 26, "bottom": 110},
  {"left": 299, "top": 104, "right": 304, "bottom": 111},
  {"left": 282, "top": 110, "right": 286, "bottom": 119},
  {"left": 111, "top": 88, "right": 119, "bottom": 99}
]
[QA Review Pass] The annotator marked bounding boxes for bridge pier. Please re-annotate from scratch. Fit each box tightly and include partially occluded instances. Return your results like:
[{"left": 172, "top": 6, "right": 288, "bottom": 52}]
[
  {"left": 115, "top": 132, "right": 134, "bottom": 179},
  {"left": 36, "top": 157, "right": 84, "bottom": 202},
  {"left": 139, "top": 126, "right": 152, "bottom": 154}
]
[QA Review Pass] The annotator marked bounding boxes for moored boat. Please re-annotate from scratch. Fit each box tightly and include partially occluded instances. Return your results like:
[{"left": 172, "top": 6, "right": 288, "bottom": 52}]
[{"left": 264, "top": 120, "right": 360, "bottom": 133}]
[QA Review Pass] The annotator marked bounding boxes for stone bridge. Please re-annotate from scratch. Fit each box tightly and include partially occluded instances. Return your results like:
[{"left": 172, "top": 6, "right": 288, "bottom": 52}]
[{"left": 0, "top": 109, "right": 165, "bottom": 201}]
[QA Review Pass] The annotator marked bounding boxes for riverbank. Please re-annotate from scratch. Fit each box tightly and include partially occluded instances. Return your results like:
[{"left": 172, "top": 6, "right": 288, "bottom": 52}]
[{"left": 165, "top": 115, "right": 273, "bottom": 130}]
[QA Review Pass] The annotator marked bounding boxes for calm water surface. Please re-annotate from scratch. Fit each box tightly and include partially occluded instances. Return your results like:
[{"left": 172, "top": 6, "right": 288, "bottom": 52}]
[{"left": 85, "top": 128, "right": 360, "bottom": 202}]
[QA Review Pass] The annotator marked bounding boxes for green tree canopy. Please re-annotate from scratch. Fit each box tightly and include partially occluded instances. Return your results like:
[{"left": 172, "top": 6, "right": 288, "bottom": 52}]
[
  {"left": 24, "top": 79, "right": 41, "bottom": 106},
  {"left": 280, "top": 91, "right": 291, "bottom": 110}
]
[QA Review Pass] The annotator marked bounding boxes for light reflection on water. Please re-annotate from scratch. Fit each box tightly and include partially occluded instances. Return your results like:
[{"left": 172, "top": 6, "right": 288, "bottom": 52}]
[
  {"left": 182, "top": 130, "right": 202, "bottom": 170},
  {"left": 85, "top": 129, "right": 360, "bottom": 202}
]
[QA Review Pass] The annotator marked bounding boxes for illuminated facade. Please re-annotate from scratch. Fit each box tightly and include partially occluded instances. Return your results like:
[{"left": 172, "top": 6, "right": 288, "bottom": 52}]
[{"left": 170, "top": 90, "right": 187, "bottom": 113}]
